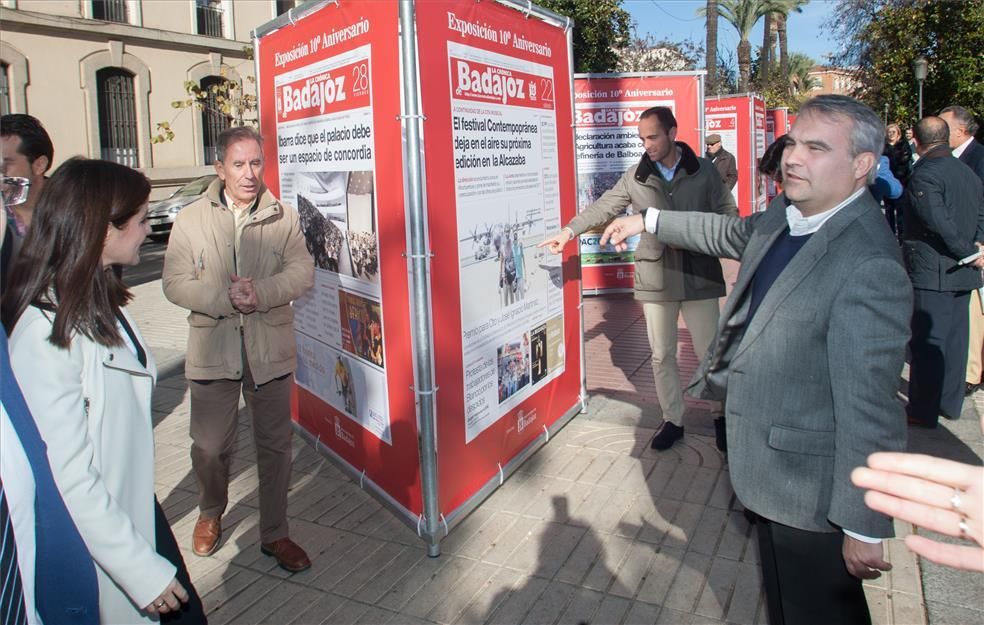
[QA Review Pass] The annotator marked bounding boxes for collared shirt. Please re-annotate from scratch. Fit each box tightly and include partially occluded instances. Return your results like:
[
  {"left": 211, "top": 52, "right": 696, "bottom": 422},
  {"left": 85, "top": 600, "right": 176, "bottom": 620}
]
[
  {"left": 221, "top": 189, "right": 260, "bottom": 324},
  {"left": 785, "top": 186, "right": 866, "bottom": 236},
  {"left": 223, "top": 189, "right": 254, "bottom": 269},
  {"left": 653, "top": 146, "right": 682, "bottom": 182},
  {"left": 1, "top": 408, "right": 41, "bottom": 625},
  {"left": 953, "top": 135, "right": 973, "bottom": 159}
]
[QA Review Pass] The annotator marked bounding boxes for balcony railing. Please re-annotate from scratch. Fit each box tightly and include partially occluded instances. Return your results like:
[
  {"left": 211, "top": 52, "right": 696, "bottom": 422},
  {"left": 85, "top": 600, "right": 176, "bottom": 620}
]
[
  {"left": 92, "top": 0, "right": 129, "bottom": 24},
  {"left": 197, "top": 2, "right": 225, "bottom": 38}
]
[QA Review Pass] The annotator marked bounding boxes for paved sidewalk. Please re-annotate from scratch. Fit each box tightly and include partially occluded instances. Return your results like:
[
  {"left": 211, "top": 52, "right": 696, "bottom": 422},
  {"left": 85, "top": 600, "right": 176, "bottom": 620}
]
[{"left": 130, "top": 272, "right": 981, "bottom": 625}]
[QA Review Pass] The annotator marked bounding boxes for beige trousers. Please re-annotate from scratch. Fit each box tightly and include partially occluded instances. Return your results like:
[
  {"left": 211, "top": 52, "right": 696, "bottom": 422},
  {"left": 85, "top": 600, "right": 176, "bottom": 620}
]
[
  {"left": 967, "top": 289, "right": 984, "bottom": 384},
  {"left": 189, "top": 339, "right": 294, "bottom": 543},
  {"left": 643, "top": 298, "right": 721, "bottom": 426}
]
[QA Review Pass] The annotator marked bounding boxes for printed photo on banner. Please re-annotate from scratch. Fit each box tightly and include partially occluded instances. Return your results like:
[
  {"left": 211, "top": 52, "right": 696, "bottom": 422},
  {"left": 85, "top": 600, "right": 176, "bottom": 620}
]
[
  {"left": 576, "top": 170, "right": 622, "bottom": 211},
  {"left": 295, "top": 169, "right": 378, "bottom": 283},
  {"left": 333, "top": 354, "right": 357, "bottom": 415},
  {"left": 497, "top": 334, "right": 531, "bottom": 404},
  {"left": 294, "top": 332, "right": 391, "bottom": 444},
  {"left": 338, "top": 289, "right": 384, "bottom": 368}
]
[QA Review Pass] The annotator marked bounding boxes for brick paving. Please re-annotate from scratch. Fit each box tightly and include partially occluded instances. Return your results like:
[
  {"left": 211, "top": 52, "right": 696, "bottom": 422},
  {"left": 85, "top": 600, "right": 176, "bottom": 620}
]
[{"left": 129, "top": 266, "right": 980, "bottom": 625}]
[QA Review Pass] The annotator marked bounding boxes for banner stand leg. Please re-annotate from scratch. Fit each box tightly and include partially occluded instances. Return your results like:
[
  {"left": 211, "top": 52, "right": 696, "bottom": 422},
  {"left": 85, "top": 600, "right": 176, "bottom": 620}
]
[{"left": 400, "top": 0, "right": 442, "bottom": 557}]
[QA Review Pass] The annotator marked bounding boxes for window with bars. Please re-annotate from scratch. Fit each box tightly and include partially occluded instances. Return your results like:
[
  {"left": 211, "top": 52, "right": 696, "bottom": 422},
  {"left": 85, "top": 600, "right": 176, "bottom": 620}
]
[
  {"left": 97, "top": 68, "right": 139, "bottom": 167},
  {"left": 200, "top": 76, "right": 232, "bottom": 164},
  {"left": 276, "top": 0, "right": 295, "bottom": 15},
  {"left": 196, "top": 0, "right": 224, "bottom": 38},
  {"left": 92, "top": 0, "right": 129, "bottom": 23},
  {"left": 0, "top": 63, "right": 9, "bottom": 116}
]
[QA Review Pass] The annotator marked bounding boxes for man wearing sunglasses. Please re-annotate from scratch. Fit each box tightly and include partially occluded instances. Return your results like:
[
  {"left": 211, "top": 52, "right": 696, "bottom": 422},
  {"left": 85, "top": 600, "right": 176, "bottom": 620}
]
[{"left": 1, "top": 114, "right": 53, "bottom": 290}]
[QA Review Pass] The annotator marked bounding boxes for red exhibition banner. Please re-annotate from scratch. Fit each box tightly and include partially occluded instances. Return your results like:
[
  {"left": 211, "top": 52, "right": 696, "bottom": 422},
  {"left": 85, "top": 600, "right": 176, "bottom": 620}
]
[
  {"left": 573, "top": 73, "right": 704, "bottom": 293},
  {"left": 705, "top": 93, "right": 767, "bottom": 217},
  {"left": 255, "top": 2, "right": 424, "bottom": 513},
  {"left": 414, "top": 0, "right": 581, "bottom": 514}
]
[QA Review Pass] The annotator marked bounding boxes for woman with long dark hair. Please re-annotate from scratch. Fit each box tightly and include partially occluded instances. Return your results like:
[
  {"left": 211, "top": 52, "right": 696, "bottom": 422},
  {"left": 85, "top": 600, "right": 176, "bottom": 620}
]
[{"left": 2, "top": 158, "right": 205, "bottom": 624}]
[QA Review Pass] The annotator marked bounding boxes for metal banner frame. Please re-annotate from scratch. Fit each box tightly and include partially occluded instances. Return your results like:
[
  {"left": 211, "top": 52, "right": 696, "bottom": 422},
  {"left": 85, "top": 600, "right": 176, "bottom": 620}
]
[{"left": 253, "top": 0, "right": 583, "bottom": 557}]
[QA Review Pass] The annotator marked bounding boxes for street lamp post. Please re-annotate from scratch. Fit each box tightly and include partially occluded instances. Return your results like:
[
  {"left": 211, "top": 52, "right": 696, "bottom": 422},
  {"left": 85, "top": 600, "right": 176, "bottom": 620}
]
[{"left": 913, "top": 56, "right": 928, "bottom": 120}]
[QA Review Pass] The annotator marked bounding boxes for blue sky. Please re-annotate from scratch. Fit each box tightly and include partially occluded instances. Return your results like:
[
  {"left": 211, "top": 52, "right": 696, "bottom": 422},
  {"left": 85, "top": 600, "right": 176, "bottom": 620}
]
[{"left": 623, "top": 0, "right": 841, "bottom": 66}]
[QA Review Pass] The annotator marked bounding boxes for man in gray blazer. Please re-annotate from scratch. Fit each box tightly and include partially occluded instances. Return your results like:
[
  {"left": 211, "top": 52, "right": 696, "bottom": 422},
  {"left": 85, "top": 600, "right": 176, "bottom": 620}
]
[{"left": 600, "top": 95, "right": 911, "bottom": 624}]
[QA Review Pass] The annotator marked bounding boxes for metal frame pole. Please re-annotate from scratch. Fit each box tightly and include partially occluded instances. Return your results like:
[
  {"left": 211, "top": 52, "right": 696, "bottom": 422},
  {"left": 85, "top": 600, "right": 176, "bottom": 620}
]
[
  {"left": 697, "top": 73, "right": 706, "bottom": 147},
  {"left": 398, "top": 0, "right": 442, "bottom": 557},
  {"left": 562, "top": 22, "right": 588, "bottom": 414}
]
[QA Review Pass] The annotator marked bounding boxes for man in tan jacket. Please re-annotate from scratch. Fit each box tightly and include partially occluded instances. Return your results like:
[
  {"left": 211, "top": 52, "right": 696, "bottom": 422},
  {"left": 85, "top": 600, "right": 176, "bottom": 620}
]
[
  {"left": 540, "top": 107, "right": 736, "bottom": 451},
  {"left": 162, "top": 126, "right": 315, "bottom": 572}
]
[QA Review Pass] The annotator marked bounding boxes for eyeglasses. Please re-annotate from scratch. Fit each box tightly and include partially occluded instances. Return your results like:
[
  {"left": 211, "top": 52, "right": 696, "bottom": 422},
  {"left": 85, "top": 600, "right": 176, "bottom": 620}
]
[{"left": 1, "top": 176, "right": 30, "bottom": 206}]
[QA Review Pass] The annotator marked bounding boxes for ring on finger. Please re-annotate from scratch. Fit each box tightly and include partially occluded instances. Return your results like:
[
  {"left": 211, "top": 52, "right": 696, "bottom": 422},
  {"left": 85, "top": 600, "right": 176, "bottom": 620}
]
[
  {"left": 959, "top": 519, "right": 970, "bottom": 539},
  {"left": 950, "top": 488, "right": 965, "bottom": 514},
  {"left": 156, "top": 600, "right": 167, "bottom": 608}
]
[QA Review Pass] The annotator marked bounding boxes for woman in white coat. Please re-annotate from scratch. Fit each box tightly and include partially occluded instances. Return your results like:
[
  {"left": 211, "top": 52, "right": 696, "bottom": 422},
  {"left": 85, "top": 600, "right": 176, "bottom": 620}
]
[{"left": 2, "top": 158, "right": 206, "bottom": 624}]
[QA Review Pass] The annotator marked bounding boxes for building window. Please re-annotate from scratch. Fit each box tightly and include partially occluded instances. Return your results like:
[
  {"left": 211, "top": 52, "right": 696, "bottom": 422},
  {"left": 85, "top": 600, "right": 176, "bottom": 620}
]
[
  {"left": 92, "top": 0, "right": 129, "bottom": 23},
  {"left": 276, "top": 0, "right": 296, "bottom": 15},
  {"left": 197, "top": 0, "right": 225, "bottom": 38},
  {"left": 0, "top": 63, "right": 9, "bottom": 116},
  {"left": 97, "top": 68, "right": 138, "bottom": 167},
  {"left": 200, "top": 76, "right": 232, "bottom": 164}
]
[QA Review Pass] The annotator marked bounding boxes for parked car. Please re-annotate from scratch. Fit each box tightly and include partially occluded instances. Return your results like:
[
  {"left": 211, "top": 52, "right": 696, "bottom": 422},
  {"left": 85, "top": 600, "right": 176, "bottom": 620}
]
[{"left": 146, "top": 174, "right": 217, "bottom": 240}]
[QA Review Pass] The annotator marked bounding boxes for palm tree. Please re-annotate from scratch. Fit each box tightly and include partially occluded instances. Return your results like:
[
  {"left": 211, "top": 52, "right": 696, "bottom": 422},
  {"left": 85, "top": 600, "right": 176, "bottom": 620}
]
[
  {"left": 700, "top": 0, "right": 771, "bottom": 92},
  {"left": 776, "top": 0, "right": 809, "bottom": 84},
  {"left": 787, "top": 52, "right": 818, "bottom": 95},
  {"left": 760, "top": 10, "right": 774, "bottom": 86},
  {"left": 706, "top": 0, "right": 719, "bottom": 94}
]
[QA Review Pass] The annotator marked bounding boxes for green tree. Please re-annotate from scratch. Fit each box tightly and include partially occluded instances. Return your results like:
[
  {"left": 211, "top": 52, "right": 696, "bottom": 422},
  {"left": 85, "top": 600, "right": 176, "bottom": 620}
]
[
  {"left": 829, "top": 0, "right": 984, "bottom": 129},
  {"left": 700, "top": 0, "right": 774, "bottom": 92},
  {"left": 755, "top": 51, "right": 814, "bottom": 109},
  {"left": 537, "top": 0, "right": 631, "bottom": 72},
  {"left": 756, "top": 0, "right": 809, "bottom": 92},
  {"left": 787, "top": 52, "right": 818, "bottom": 95},
  {"left": 616, "top": 35, "right": 702, "bottom": 72},
  {"left": 713, "top": 48, "right": 740, "bottom": 96}
]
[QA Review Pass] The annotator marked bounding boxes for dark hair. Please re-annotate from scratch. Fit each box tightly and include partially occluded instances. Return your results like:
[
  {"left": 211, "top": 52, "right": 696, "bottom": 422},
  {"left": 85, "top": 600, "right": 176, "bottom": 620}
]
[
  {"left": 2, "top": 158, "right": 150, "bottom": 347},
  {"left": 1, "top": 114, "right": 54, "bottom": 173},
  {"left": 216, "top": 126, "right": 263, "bottom": 162},
  {"left": 938, "top": 105, "right": 979, "bottom": 136},
  {"left": 759, "top": 134, "right": 788, "bottom": 182},
  {"left": 914, "top": 116, "right": 949, "bottom": 147},
  {"left": 639, "top": 106, "right": 678, "bottom": 132}
]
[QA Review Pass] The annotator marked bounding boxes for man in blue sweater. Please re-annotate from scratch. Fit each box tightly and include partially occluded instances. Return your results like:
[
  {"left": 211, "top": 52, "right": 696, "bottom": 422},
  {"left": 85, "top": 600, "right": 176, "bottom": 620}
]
[{"left": 599, "top": 95, "right": 911, "bottom": 625}]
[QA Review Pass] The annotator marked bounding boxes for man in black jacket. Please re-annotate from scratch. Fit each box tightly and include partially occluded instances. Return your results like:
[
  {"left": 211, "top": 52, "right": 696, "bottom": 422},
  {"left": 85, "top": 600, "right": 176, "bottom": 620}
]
[
  {"left": 904, "top": 116, "right": 984, "bottom": 427},
  {"left": 939, "top": 106, "right": 984, "bottom": 395}
]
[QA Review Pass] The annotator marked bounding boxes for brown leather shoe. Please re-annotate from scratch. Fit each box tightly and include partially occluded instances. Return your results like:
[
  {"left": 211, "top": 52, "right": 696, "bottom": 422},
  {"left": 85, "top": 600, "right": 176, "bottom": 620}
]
[
  {"left": 192, "top": 515, "right": 222, "bottom": 556},
  {"left": 260, "top": 537, "right": 311, "bottom": 573}
]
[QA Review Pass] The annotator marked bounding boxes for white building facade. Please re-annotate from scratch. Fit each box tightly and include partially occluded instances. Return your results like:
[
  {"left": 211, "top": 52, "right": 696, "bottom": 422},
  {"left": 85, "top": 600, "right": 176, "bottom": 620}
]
[{"left": 1, "top": 0, "right": 299, "bottom": 197}]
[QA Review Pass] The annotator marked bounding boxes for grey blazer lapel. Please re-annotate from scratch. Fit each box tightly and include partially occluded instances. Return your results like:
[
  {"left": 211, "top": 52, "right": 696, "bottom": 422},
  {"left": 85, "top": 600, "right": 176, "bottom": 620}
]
[{"left": 688, "top": 206, "right": 789, "bottom": 398}]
